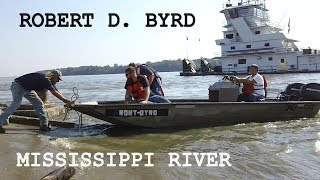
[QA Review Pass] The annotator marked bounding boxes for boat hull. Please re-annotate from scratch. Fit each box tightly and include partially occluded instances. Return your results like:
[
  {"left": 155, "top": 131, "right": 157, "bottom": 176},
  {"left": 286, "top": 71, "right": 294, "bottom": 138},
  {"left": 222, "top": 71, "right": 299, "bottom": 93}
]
[{"left": 72, "top": 100, "right": 320, "bottom": 128}]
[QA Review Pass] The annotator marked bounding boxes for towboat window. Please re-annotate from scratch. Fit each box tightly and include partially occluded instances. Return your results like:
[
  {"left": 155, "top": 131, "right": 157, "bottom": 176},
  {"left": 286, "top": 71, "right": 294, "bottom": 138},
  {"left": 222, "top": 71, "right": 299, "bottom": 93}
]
[
  {"left": 238, "top": 59, "right": 246, "bottom": 64},
  {"left": 231, "top": 46, "right": 235, "bottom": 50},
  {"left": 228, "top": 64, "right": 233, "bottom": 66},
  {"left": 255, "top": 31, "right": 261, "bottom": 34},
  {"left": 281, "top": 58, "right": 285, "bottom": 63},
  {"left": 228, "top": 9, "right": 239, "bottom": 19},
  {"left": 246, "top": 45, "right": 251, "bottom": 48},
  {"left": 265, "top": 43, "right": 270, "bottom": 47},
  {"left": 226, "top": 34, "right": 233, "bottom": 39},
  {"left": 268, "top": 57, "right": 273, "bottom": 61}
]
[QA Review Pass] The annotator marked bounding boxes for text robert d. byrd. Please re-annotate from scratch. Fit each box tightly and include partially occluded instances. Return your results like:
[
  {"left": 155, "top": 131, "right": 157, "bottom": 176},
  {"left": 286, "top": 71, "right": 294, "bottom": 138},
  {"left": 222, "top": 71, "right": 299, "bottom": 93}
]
[{"left": 19, "top": 13, "right": 196, "bottom": 28}]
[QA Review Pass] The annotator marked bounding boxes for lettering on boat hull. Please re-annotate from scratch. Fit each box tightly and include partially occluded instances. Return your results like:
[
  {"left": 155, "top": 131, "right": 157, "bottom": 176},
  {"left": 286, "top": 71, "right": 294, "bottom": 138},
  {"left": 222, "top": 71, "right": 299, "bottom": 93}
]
[{"left": 106, "top": 109, "right": 169, "bottom": 117}]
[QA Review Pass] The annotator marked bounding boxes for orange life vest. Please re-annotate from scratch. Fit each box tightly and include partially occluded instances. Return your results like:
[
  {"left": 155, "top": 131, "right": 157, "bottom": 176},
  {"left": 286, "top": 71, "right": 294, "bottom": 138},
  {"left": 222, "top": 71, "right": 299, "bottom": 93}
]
[
  {"left": 263, "top": 75, "right": 267, "bottom": 92},
  {"left": 127, "top": 78, "right": 146, "bottom": 100},
  {"left": 242, "top": 76, "right": 267, "bottom": 95},
  {"left": 242, "top": 83, "right": 255, "bottom": 95}
]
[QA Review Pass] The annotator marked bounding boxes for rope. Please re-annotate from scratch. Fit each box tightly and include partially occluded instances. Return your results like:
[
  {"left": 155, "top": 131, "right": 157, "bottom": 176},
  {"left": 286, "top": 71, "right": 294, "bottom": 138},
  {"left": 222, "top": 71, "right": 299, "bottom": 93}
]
[
  {"left": 61, "top": 87, "right": 79, "bottom": 123},
  {"left": 51, "top": 87, "right": 82, "bottom": 130}
]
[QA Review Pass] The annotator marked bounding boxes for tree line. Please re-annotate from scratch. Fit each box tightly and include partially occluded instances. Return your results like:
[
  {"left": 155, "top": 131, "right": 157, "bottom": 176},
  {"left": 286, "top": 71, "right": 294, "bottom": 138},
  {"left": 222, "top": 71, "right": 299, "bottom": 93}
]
[{"left": 53, "top": 59, "right": 204, "bottom": 76}]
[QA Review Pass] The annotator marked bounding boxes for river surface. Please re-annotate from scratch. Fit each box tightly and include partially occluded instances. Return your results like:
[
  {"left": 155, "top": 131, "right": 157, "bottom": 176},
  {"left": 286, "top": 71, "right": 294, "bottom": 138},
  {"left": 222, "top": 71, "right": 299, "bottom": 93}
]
[{"left": 0, "top": 72, "right": 320, "bottom": 179}]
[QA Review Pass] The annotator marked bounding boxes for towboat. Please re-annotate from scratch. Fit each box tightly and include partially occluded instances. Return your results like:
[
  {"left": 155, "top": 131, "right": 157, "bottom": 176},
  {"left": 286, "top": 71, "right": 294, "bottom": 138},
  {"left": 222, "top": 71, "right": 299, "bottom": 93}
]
[
  {"left": 72, "top": 99, "right": 320, "bottom": 128},
  {"left": 180, "top": 0, "right": 320, "bottom": 76}
]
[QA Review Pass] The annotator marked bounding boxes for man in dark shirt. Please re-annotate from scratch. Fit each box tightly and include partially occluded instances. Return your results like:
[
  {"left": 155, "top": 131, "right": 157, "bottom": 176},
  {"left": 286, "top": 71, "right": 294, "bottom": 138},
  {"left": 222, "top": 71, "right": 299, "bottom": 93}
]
[
  {"left": 0, "top": 70, "right": 74, "bottom": 133},
  {"left": 128, "top": 63, "right": 164, "bottom": 96},
  {"left": 124, "top": 67, "right": 170, "bottom": 104}
]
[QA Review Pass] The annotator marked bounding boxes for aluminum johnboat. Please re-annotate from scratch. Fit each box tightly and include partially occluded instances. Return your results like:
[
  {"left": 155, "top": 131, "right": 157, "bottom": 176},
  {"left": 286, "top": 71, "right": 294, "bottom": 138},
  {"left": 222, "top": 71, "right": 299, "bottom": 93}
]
[{"left": 72, "top": 99, "right": 320, "bottom": 128}]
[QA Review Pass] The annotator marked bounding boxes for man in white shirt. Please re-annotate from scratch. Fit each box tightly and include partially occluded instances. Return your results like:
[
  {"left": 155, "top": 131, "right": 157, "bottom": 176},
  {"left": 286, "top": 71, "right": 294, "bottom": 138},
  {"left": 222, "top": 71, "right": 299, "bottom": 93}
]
[{"left": 228, "top": 64, "right": 265, "bottom": 102}]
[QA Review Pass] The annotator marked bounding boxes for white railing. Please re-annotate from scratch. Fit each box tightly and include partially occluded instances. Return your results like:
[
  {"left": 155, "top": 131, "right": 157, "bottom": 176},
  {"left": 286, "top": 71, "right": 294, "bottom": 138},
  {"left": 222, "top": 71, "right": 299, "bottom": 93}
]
[
  {"left": 274, "top": 47, "right": 296, "bottom": 52},
  {"left": 213, "top": 52, "right": 221, "bottom": 57},
  {"left": 223, "top": 63, "right": 320, "bottom": 74},
  {"left": 298, "top": 63, "right": 320, "bottom": 71}
]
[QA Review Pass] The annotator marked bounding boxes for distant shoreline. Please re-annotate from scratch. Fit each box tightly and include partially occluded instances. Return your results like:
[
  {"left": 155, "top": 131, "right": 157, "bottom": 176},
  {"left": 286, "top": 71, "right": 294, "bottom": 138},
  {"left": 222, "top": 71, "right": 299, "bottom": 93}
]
[
  {"left": 0, "top": 59, "right": 209, "bottom": 78},
  {"left": 56, "top": 59, "right": 184, "bottom": 76}
]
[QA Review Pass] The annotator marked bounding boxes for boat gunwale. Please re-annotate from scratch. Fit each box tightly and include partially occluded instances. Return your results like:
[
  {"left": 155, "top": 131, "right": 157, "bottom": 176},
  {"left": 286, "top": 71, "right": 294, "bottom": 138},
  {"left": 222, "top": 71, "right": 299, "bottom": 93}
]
[{"left": 75, "top": 100, "right": 320, "bottom": 108}]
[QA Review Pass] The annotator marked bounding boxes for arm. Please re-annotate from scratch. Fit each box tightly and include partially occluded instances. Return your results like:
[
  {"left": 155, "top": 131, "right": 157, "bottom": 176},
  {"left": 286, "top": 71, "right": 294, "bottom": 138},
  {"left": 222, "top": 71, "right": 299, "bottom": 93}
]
[
  {"left": 233, "top": 76, "right": 256, "bottom": 84},
  {"left": 124, "top": 90, "right": 132, "bottom": 104},
  {"left": 140, "top": 87, "right": 150, "bottom": 104},
  {"left": 237, "top": 78, "right": 256, "bottom": 84},
  {"left": 50, "top": 90, "right": 74, "bottom": 107}
]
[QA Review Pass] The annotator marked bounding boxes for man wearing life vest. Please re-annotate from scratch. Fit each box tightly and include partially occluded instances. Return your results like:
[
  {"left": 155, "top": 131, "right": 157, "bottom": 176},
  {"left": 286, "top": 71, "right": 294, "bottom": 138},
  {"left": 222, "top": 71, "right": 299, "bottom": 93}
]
[
  {"left": 124, "top": 67, "right": 170, "bottom": 104},
  {"left": 128, "top": 63, "right": 165, "bottom": 97},
  {"left": 228, "top": 64, "right": 265, "bottom": 102}
]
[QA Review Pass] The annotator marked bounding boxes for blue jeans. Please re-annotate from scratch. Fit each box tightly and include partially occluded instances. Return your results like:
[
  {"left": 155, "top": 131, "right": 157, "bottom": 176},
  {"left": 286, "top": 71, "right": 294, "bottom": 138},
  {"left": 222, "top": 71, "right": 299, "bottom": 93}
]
[
  {"left": 238, "top": 93, "right": 264, "bottom": 102},
  {"left": 148, "top": 95, "right": 171, "bottom": 103},
  {"left": 0, "top": 81, "right": 48, "bottom": 126}
]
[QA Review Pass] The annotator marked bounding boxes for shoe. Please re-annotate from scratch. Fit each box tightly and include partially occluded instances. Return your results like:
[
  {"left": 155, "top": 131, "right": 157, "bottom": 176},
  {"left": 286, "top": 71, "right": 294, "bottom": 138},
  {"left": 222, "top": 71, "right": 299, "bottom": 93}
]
[
  {"left": 0, "top": 126, "right": 5, "bottom": 133},
  {"left": 39, "top": 125, "right": 52, "bottom": 131}
]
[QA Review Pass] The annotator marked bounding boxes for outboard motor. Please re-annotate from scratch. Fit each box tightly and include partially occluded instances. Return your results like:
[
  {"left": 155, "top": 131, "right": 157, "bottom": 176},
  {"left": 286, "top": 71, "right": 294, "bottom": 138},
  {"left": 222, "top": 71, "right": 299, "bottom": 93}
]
[
  {"left": 208, "top": 81, "right": 240, "bottom": 102},
  {"left": 279, "top": 83, "right": 305, "bottom": 101},
  {"left": 300, "top": 83, "right": 320, "bottom": 101}
]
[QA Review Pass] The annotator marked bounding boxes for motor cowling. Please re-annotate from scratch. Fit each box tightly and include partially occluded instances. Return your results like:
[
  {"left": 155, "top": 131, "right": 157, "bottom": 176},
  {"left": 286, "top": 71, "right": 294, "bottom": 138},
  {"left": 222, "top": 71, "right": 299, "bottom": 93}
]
[
  {"left": 279, "top": 83, "right": 305, "bottom": 101},
  {"left": 300, "top": 83, "right": 320, "bottom": 101},
  {"left": 279, "top": 83, "right": 320, "bottom": 101}
]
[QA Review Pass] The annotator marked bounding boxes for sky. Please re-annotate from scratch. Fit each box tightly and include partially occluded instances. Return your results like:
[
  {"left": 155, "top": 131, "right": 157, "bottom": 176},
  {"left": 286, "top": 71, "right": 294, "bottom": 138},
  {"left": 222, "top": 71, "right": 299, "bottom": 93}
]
[{"left": 0, "top": 0, "right": 319, "bottom": 77}]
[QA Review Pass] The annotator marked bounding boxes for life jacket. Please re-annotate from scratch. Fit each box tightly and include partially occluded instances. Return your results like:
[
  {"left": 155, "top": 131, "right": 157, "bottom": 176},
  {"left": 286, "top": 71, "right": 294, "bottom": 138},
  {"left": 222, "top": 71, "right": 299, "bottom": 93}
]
[
  {"left": 263, "top": 75, "right": 267, "bottom": 92},
  {"left": 242, "top": 75, "right": 267, "bottom": 95},
  {"left": 127, "top": 77, "right": 146, "bottom": 100},
  {"left": 262, "top": 76, "right": 268, "bottom": 97},
  {"left": 242, "top": 82, "right": 255, "bottom": 95}
]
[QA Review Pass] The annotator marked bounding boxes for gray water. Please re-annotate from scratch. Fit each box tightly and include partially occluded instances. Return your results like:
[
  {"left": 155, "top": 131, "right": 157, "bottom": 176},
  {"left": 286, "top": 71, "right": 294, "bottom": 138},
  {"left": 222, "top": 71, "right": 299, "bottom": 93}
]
[{"left": 0, "top": 72, "right": 320, "bottom": 179}]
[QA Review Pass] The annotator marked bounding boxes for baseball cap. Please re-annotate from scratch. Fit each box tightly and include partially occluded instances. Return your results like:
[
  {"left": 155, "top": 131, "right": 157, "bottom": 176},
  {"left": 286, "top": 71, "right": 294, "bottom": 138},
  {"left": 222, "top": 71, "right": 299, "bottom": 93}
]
[{"left": 52, "top": 70, "right": 62, "bottom": 80}]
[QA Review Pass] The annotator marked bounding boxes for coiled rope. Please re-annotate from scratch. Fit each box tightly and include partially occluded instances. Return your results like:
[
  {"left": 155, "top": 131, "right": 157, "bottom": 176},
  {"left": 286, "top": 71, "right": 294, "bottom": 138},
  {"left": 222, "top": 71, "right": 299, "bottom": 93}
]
[
  {"left": 49, "top": 87, "right": 83, "bottom": 130},
  {"left": 61, "top": 87, "right": 79, "bottom": 123}
]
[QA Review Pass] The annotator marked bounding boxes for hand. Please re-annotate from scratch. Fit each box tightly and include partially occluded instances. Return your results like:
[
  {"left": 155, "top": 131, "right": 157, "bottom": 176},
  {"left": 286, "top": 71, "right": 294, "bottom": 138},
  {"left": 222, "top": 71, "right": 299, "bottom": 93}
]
[
  {"left": 139, "top": 100, "right": 148, "bottom": 104},
  {"left": 229, "top": 76, "right": 239, "bottom": 83},
  {"left": 64, "top": 100, "right": 75, "bottom": 108},
  {"left": 223, "top": 75, "right": 230, "bottom": 81}
]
